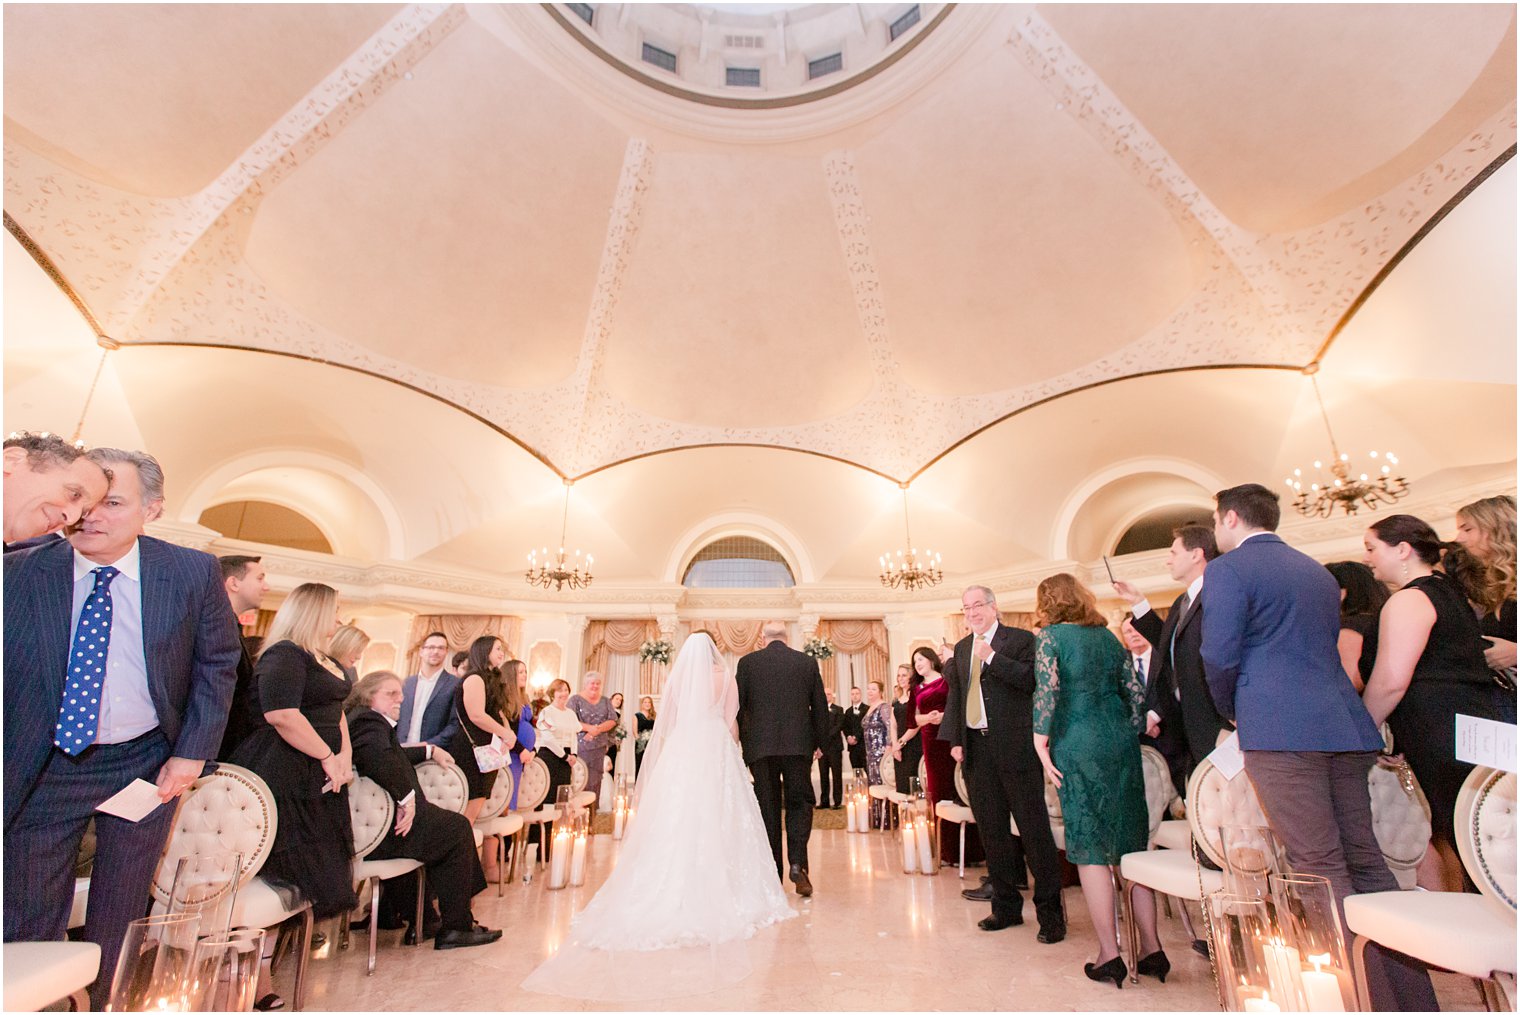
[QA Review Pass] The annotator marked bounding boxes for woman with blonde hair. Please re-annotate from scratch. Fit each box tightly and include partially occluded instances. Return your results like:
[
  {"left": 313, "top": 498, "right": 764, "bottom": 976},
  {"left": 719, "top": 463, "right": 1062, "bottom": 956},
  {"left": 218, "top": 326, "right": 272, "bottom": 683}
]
[
  {"left": 327, "top": 623, "right": 370, "bottom": 684},
  {"left": 231, "top": 583, "right": 359, "bottom": 925},
  {"left": 1454, "top": 494, "right": 1517, "bottom": 679},
  {"left": 1030, "top": 573, "right": 1164, "bottom": 989}
]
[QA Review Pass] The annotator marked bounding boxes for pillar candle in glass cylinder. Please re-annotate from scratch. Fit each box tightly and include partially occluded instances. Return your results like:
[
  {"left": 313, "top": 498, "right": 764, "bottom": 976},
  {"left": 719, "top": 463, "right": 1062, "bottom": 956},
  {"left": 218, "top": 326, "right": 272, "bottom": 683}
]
[
  {"left": 914, "top": 804, "right": 936, "bottom": 875},
  {"left": 547, "top": 823, "right": 571, "bottom": 890},
  {"left": 845, "top": 797, "right": 858, "bottom": 833},
  {"left": 899, "top": 814, "right": 917, "bottom": 873},
  {"left": 569, "top": 814, "right": 589, "bottom": 886}
]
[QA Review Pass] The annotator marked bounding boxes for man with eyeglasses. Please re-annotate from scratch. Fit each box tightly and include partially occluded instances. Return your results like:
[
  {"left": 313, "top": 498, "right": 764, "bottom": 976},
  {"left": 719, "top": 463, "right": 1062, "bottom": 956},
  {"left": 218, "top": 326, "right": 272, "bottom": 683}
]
[{"left": 942, "top": 586, "right": 1065, "bottom": 942}]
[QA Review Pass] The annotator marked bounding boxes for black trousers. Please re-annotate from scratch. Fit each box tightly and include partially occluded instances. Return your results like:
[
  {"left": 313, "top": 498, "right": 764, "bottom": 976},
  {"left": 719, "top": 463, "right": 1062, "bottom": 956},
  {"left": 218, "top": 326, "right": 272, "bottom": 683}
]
[
  {"left": 816, "top": 748, "right": 843, "bottom": 807},
  {"left": 372, "top": 803, "right": 486, "bottom": 933},
  {"left": 749, "top": 754, "right": 814, "bottom": 878},
  {"left": 963, "top": 729, "right": 1061, "bottom": 927}
]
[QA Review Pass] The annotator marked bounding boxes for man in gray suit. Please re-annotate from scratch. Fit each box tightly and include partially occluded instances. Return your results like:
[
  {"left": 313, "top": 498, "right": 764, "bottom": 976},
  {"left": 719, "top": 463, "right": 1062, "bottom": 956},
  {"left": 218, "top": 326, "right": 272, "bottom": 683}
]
[{"left": 3, "top": 449, "right": 240, "bottom": 1008}]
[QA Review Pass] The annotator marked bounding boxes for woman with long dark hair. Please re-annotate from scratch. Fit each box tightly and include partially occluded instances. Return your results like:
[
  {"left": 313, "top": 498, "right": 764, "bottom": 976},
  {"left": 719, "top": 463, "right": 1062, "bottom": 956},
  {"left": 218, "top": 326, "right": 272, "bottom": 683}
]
[
  {"left": 446, "top": 636, "right": 520, "bottom": 878},
  {"left": 1324, "top": 561, "right": 1389, "bottom": 691},
  {"left": 891, "top": 663, "right": 923, "bottom": 794}
]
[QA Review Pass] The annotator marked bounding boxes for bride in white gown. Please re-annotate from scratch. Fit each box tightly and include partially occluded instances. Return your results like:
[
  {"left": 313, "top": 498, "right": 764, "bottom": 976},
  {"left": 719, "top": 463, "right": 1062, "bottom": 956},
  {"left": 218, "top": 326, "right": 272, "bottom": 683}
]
[{"left": 521, "top": 633, "right": 796, "bottom": 1000}]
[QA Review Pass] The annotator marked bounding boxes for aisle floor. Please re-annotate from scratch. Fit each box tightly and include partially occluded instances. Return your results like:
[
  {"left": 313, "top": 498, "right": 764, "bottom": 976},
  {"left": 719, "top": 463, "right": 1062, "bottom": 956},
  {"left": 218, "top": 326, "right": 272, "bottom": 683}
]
[{"left": 299, "top": 829, "right": 1483, "bottom": 1012}]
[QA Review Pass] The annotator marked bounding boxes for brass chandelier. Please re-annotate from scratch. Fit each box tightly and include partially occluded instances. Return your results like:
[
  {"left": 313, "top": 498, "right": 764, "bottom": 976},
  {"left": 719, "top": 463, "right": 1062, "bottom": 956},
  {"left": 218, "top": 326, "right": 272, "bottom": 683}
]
[
  {"left": 525, "top": 482, "right": 595, "bottom": 591},
  {"left": 1287, "top": 371, "right": 1408, "bottom": 518},
  {"left": 879, "top": 485, "right": 942, "bottom": 591}
]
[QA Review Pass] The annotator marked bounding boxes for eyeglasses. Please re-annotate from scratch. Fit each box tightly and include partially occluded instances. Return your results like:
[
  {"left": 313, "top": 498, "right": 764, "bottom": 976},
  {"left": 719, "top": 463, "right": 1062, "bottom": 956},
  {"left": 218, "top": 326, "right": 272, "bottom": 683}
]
[{"left": 961, "top": 601, "right": 991, "bottom": 613}]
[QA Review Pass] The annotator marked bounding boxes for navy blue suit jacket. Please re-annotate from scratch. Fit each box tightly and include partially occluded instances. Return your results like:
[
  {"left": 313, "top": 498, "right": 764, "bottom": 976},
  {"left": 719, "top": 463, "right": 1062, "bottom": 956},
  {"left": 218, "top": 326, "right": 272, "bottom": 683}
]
[
  {"left": 1200, "top": 533, "right": 1382, "bottom": 752},
  {"left": 396, "top": 672, "right": 462, "bottom": 749},
  {"left": 3, "top": 535, "right": 241, "bottom": 828}
]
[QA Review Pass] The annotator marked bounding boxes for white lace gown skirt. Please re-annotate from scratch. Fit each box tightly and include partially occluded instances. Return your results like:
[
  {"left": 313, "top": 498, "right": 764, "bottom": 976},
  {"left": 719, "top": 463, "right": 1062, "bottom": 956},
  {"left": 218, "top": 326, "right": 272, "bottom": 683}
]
[{"left": 521, "top": 716, "right": 796, "bottom": 999}]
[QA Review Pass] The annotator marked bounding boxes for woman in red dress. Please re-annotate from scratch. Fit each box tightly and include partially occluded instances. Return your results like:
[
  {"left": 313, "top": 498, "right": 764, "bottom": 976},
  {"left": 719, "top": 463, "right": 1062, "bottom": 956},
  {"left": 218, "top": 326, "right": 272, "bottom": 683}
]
[{"left": 907, "top": 646, "right": 984, "bottom": 864}]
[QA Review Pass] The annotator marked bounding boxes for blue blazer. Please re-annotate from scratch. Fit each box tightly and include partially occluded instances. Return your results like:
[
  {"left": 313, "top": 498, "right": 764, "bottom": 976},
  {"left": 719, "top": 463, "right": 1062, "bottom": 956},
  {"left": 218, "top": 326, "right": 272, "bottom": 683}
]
[
  {"left": 4, "top": 536, "right": 241, "bottom": 828},
  {"left": 396, "top": 672, "right": 462, "bottom": 749},
  {"left": 1200, "top": 533, "right": 1382, "bottom": 752}
]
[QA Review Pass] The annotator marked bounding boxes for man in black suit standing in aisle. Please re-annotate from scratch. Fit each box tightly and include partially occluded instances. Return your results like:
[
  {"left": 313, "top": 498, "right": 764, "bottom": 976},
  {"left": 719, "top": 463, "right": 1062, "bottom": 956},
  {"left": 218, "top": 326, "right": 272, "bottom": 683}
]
[
  {"left": 216, "top": 555, "right": 269, "bottom": 761},
  {"left": 943, "top": 585, "right": 1065, "bottom": 942},
  {"left": 816, "top": 687, "right": 846, "bottom": 808},
  {"left": 841, "top": 685, "right": 867, "bottom": 773},
  {"left": 1113, "top": 524, "right": 1231, "bottom": 787},
  {"left": 736, "top": 621, "right": 830, "bottom": 897}
]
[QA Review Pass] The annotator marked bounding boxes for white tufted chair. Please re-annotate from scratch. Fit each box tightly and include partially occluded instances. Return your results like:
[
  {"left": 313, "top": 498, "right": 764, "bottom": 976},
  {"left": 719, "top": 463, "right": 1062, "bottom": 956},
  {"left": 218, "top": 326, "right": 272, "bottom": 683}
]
[
  {"left": 345, "top": 777, "right": 424, "bottom": 975},
  {"left": 1345, "top": 766, "right": 1517, "bottom": 1011},
  {"left": 934, "top": 799, "right": 976, "bottom": 878},
  {"left": 474, "top": 768, "right": 526, "bottom": 893},
  {"left": 3, "top": 941, "right": 99, "bottom": 1011},
  {"left": 919, "top": 756, "right": 929, "bottom": 792},
  {"left": 414, "top": 760, "right": 470, "bottom": 814},
  {"left": 954, "top": 762, "right": 971, "bottom": 807},
  {"left": 150, "top": 764, "right": 314, "bottom": 1011},
  {"left": 1139, "top": 745, "right": 1178, "bottom": 843},
  {"left": 513, "top": 757, "right": 555, "bottom": 870},
  {"left": 569, "top": 755, "right": 589, "bottom": 795},
  {"left": 1367, "top": 759, "right": 1432, "bottom": 890}
]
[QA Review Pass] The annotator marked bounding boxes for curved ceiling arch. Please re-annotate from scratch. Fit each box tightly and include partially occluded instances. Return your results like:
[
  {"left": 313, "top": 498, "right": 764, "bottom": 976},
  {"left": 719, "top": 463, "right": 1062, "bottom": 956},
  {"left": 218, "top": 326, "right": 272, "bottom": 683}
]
[
  {"left": 661, "top": 512, "right": 818, "bottom": 585},
  {"left": 1050, "top": 458, "right": 1225, "bottom": 561}
]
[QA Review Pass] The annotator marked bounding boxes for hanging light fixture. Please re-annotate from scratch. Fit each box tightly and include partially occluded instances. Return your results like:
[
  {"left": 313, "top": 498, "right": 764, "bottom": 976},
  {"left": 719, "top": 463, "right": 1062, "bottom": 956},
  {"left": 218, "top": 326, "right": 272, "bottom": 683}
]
[
  {"left": 880, "top": 484, "right": 942, "bottom": 591},
  {"left": 526, "top": 481, "right": 595, "bottom": 591},
  {"left": 1287, "top": 369, "right": 1408, "bottom": 518}
]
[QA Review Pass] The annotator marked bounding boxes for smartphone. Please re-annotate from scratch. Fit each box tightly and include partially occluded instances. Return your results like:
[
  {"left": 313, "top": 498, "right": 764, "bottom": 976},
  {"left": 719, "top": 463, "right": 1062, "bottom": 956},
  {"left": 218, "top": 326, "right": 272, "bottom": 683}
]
[{"left": 1103, "top": 555, "right": 1116, "bottom": 584}]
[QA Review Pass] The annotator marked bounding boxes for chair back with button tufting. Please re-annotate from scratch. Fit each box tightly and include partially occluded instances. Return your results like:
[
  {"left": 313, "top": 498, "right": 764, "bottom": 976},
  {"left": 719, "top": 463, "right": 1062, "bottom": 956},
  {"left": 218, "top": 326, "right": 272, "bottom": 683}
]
[
  {"left": 150, "top": 764, "right": 275, "bottom": 907},
  {"left": 516, "top": 756, "right": 550, "bottom": 812},
  {"left": 569, "top": 755, "right": 589, "bottom": 795},
  {"left": 414, "top": 760, "right": 470, "bottom": 813},
  {"left": 1456, "top": 766, "right": 1517, "bottom": 915},
  {"left": 1185, "top": 757, "right": 1269, "bottom": 868},
  {"left": 477, "top": 766, "right": 514, "bottom": 822},
  {"left": 348, "top": 778, "right": 395, "bottom": 860},
  {"left": 953, "top": 762, "right": 970, "bottom": 806},
  {"left": 1367, "top": 761, "right": 1432, "bottom": 890},
  {"left": 1139, "top": 745, "right": 1178, "bottom": 840}
]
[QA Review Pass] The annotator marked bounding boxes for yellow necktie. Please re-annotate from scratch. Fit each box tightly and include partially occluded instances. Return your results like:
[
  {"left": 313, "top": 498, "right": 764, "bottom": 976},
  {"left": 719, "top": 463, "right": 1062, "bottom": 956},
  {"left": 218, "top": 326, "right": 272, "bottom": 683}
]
[{"left": 966, "top": 644, "right": 984, "bottom": 727}]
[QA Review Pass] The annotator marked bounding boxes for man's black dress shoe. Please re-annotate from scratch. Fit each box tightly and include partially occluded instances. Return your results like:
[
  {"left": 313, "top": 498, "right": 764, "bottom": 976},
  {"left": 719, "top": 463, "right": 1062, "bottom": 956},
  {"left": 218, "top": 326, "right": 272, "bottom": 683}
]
[
  {"left": 434, "top": 926, "right": 502, "bottom": 950},
  {"left": 1037, "top": 920, "right": 1067, "bottom": 945},
  {"left": 789, "top": 864, "right": 813, "bottom": 897},
  {"left": 961, "top": 883, "right": 993, "bottom": 902},
  {"left": 978, "top": 913, "right": 1023, "bottom": 931}
]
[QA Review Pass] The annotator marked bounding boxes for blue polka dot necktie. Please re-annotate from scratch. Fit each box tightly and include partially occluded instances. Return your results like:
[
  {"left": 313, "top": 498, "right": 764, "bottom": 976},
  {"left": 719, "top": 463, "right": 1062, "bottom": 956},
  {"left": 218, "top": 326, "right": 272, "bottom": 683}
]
[{"left": 55, "top": 565, "right": 119, "bottom": 755}]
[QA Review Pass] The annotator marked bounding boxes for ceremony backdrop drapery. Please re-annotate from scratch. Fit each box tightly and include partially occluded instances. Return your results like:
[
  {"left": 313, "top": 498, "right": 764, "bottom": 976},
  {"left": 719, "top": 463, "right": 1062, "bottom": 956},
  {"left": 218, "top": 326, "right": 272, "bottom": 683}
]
[
  {"left": 583, "top": 619, "right": 661, "bottom": 788},
  {"left": 816, "top": 619, "right": 889, "bottom": 700},
  {"left": 685, "top": 619, "right": 767, "bottom": 675},
  {"left": 404, "top": 615, "right": 523, "bottom": 674}
]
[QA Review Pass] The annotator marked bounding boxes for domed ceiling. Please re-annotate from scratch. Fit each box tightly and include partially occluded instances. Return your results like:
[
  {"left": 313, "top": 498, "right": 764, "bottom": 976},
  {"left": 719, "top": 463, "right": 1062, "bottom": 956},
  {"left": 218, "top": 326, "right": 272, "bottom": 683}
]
[{"left": 5, "top": 3, "right": 1514, "bottom": 484}]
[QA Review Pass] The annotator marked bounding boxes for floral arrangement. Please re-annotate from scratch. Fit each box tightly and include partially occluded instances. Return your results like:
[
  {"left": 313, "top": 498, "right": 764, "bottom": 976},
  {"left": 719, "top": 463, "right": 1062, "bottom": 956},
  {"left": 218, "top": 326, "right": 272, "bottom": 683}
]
[
  {"left": 638, "top": 639, "right": 673, "bottom": 665},
  {"left": 802, "top": 637, "right": 834, "bottom": 660}
]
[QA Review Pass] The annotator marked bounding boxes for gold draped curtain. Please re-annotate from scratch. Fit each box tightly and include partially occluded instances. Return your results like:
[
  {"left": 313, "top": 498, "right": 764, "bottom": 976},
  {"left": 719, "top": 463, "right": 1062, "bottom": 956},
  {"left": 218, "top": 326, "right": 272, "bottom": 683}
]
[
  {"left": 404, "top": 615, "right": 523, "bottom": 674},
  {"left": 584, "top": 618, "right": 661, "bottom": 697},
  {"left": 687, "top": 620, "right": 766, "bottom": 656},
  {"left": 817, "top": 619, "right": 890, "bottom": 692}
]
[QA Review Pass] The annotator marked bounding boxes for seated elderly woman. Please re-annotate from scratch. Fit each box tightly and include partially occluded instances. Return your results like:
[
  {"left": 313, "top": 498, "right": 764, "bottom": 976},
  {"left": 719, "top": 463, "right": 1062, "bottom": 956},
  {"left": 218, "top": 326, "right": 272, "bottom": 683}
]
[{"left": 345, "top": 671, "right": 502, "bottom": 950}]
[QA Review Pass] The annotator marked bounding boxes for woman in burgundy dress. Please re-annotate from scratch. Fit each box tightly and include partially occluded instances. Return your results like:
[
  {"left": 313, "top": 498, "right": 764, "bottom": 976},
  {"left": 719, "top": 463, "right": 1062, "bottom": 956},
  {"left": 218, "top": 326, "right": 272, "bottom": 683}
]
[{"left": 908, "top": 646, "right": 983, "bottom": 864}]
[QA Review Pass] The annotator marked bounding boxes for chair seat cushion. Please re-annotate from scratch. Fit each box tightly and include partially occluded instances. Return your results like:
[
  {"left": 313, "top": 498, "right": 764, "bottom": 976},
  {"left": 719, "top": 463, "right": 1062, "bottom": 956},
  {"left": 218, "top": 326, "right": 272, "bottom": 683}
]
[
  {"left": 935, "top": 802, "right": 975, "bottom": 823},
  {"left": 571, "top": 791, "right": 597, "bottom": 808},
  {"left": 68, "top": 878, "right": 89, "bottom": 930},
  {"left": 473, "top": 828, "right": 483, "bottom": 847},
  {"left": 4, "top": 941, "right": 100, "bottom": 1012},
  {"left": 867, "top": 785, "right": 890, "bottom": 800},
  {"left": 1153, "top": 820, "right": 1192, "bottom": 852},
  {"left": 231, "top": 876, "right": 306, "bottom": 929},
  {"left": 353, "top": 857, "right": 422, "bottom": 882},
  {"left": 1121, "top": 848, "right": 1223, "bottom": 901},
  {"left": 1344, "top": 891, "right": 1518, "bottom": 979},
  {"left": 478, "top": 814, "right": 525, "bottom": 837}
]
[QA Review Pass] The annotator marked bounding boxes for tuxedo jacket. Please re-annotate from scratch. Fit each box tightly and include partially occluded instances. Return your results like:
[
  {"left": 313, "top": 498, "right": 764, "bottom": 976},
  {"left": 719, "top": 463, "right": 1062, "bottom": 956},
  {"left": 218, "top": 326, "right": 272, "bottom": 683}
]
[
  {"left": 735, "top": 641, "right": 830, "bottom": 765},
  {"left": 348, "top": 707, "right": 429, "bottom": 803},
  {"left": 1132, "top": 593, "right": 1226, "bottom": 766},
  {"left": 396, "top": 672, "right": 462, "bottom": 749},
  {"left": 4, "top": 536, "right": 241, "bottom": 828},
  {"left": 941, "top": 623, "right": 1039, "bottom": 769},
  {"left": 1200, "top": 533, "right": 1382, "bottom": 752},
  {"left": 822, "top": 703, "right": 845, "bottom": 753},
  {"left": 841, "top": 703, "right": 867, "bottom": 741}
]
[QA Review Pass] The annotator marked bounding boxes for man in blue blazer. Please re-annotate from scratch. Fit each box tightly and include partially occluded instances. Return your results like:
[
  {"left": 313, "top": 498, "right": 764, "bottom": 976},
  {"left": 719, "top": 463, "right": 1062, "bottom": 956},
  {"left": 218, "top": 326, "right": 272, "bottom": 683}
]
[
  {"left": 1201, "top": 483, "right": 1435, "bottom": 1010},
  {"left": 3, "top": 449, "right": 240, "bottom": 1008},
  {"left": 397, "top": 631, "right": 462, "bottom": 750}
]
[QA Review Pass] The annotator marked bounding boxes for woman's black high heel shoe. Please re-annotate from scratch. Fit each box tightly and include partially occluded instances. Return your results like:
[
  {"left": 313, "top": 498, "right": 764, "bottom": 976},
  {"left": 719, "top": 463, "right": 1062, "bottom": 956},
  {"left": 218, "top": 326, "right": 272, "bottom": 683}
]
[
  {"left": 1083, "top": 956, "right": 1127, "bottom": 988},
  {"left": 1136, "top": 950, "right": 1171, "bottom": 983}
]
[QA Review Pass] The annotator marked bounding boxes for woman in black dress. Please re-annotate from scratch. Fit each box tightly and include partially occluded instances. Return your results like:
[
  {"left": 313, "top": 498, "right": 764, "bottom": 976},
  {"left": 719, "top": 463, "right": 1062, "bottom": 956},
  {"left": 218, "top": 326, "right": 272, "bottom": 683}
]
[
  {"left": 231, "top": 583, "right": 358, "bottom": 921},
  {"left": 891, "top": 663, "right": 923, "bottom": 794},
  {"left": 446, "top": 636, "right": 518, "bottom": 826},
  {"left": 634, "top": 696, "right": 656, "bottom": 776},
  {"left": 1325, "top": 561, "right": 1388, "bottom": 692},
  {"left": 1362, "top": 514, "right": 1510, "bottom": 891}
]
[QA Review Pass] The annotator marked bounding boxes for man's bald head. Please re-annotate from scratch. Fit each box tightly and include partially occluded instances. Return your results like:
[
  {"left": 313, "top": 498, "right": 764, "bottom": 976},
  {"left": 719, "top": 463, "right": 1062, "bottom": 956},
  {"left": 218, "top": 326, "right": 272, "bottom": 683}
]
[{"left": 760, "top": 620, "right": 789, "bottom": 647}]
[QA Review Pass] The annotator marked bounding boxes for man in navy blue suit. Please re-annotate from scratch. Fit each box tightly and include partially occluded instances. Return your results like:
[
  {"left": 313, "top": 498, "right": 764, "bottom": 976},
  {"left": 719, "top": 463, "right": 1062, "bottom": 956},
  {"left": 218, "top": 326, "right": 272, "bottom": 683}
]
[
  {"left": 397, "top": 630, "right": 461, "bottom": 752},
  {"left": 3, "top": 448, "right": 240, "bottom": 1008},
  {"left": 1201, "top": 483, "right": 1435, "bottom": 1010}
]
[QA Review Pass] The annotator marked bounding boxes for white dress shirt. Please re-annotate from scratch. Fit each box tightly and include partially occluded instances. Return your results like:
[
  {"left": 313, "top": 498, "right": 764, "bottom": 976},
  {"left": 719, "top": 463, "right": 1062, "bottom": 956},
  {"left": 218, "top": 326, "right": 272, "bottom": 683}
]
[
  {"left": 405, "top": 668, "right": 446, "bottom": 745},
  {"left": 72, "top": 540, "right": 159, "bottom": 744}
]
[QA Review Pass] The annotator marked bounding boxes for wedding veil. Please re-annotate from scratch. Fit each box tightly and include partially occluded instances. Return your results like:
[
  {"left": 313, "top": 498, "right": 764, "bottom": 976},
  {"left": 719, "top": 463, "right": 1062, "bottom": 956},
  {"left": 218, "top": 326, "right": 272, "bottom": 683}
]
[{"left": 633, "top": 632, "right": 735, "bottom": 808}]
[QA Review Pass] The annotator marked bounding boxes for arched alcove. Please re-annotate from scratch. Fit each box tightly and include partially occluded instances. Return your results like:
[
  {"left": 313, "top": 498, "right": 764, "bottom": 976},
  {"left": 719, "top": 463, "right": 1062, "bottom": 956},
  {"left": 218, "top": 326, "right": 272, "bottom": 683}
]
[{"left": 197, "top": 499, "right": 334, "bottom": 554}]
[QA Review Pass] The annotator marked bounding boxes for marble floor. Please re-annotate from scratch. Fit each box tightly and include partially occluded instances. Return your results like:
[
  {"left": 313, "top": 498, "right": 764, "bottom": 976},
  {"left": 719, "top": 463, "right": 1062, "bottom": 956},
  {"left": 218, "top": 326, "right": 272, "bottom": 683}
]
[{"left": 295, "top": 829, "right": 1485, "bottom": 1012}]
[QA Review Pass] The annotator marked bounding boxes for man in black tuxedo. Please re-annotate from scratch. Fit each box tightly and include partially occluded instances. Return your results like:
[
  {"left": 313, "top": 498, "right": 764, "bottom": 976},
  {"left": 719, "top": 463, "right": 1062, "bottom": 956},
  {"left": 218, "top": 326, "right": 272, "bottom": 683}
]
[
  {"left": 943, "top": 585, "right": 1065, "bottom": 941},
  {"left": 1113, "top": 524, "right": 1231, "bottom": 785},
  {"left": 1120, "top": 617, "right": 1189, "bottom": 798},
  {"left": 841, "top": 686, "right": 867, "bottom": 771},
  {"left": 736, "top": 621, "right": 830, "bottom": 896},
  {"left": 216, "top": 555, "right": 269, "bottom": 761},
  {"left": 816, "top": 687, "right": 845, "bottom": 807}
]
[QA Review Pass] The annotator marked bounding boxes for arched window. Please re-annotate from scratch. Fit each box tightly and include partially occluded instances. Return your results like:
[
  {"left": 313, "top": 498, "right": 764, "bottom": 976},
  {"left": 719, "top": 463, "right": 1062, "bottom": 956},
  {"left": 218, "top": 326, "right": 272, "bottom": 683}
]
[
  {"left": 1112, "top": 506, "right": 1211, "bottom": 556},
  {"left": 682, "top": 536, "right": 795, "bottom": 588},
  {"left": 198, "top": 500, "right": 334, "bottom": 554}
]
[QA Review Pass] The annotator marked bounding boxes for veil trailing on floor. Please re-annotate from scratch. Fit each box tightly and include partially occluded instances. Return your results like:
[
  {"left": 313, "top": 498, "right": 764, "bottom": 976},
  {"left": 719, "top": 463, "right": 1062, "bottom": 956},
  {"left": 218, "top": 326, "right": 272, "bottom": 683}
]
[{"left": 521, "top": 633, "right": 795, "bottom": 1001}]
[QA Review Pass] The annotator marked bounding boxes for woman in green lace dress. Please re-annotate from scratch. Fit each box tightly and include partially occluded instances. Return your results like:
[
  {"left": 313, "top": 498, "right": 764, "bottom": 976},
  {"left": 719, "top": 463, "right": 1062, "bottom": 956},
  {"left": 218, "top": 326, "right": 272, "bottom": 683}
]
[{"left": 1031, "top": 573, "right": 1170, "bottom": 990}]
